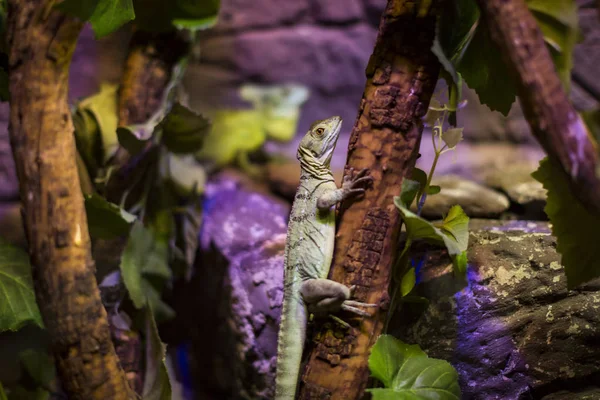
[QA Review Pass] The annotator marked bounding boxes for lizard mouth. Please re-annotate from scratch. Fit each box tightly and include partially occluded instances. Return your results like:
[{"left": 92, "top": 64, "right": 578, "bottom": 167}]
[{"left": 320, "top": 117, "right": 342, "bottom": 165}]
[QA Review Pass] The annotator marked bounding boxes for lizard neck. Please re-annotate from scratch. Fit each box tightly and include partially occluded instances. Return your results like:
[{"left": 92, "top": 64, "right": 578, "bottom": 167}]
[{"left": 298, "top": 146, "right": 334, "bottom": 181}]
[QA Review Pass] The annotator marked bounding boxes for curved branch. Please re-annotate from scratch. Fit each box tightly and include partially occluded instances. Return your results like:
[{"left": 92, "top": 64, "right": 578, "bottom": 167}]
[
  {"left": 476, "top": 0, "right": 600, "bottom": 215},
  {"left": 299, "top": 0, "right": 441, "bottom": 398},
  {"left": 6, "top": 1, "right": 134, "bottom": 399}
]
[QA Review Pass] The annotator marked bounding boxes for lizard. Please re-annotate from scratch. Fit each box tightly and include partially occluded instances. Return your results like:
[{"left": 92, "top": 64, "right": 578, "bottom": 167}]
[{"left": 275, "top": 116, "right": 376, "bottom": 400}]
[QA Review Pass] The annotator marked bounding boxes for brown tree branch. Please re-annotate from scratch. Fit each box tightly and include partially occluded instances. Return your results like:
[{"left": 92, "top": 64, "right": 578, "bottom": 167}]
[
  {"left": 105, "top": 29, "right": 189, "bottom": 199},
  {"left": 476, "top": 0, "right": 600, "bottom": 215},
  {"left": 6, "top": 1, "right": 134, "bottom": 399},
  {"left": 299, "top": 0, "right": 441, "bottom": 398}
]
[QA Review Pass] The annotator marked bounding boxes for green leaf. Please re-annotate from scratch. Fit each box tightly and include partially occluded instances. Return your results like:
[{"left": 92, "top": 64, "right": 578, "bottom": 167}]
[
  {"left": 56, "top": 0, "right": 98, "bottom": 21},
  {"left": 437, "top": 0, "right": 480, "bottom": 64},
  {"left": 581, "top": 108, "right": 600, "bottom": 144},
  {"left": 19, "top": 348, "right": 56, "bottom": 387},
  {"left": 393, "top": 200, "right": 469, "bottom": 256},
  {"left": 0, "top": 382, "right": 6, "bottom": 400},
  {"left": 426, "top": 185, "right": 441, "bottom": 195},
  {"left": 399, "top": 179, "right": 420, "bottom": 209},
  {"left": 457, "top": 21, "right": 517, "bottom": 116},
  {"left": 0, "top": 241, "right": 43, "bottom": 332},
  {"left": 527, "top": 0, "right": 579, "bottom": 90},
  {"left": 411, "top": 168, "right": 428, "bottom": 189},
  {"left": 368, "top": 334, "right": 427, "bottom": 388},
  {"left": 442, "top": 128, "right": 463, "bottom": 149},
  {"left": 75, "top": 84, "right": 120, "bottom": 164},
  {"left": 438, "top": 205, "right": 470, "bottom": 251},
  {"left": 172, "top": 0, "right": 220, "bottom": 31},
  {"left": 5, "top": 386, "right": 48, "bottom": 400},
  {"left": 142, "top": 306, "right": 172, "bottom": 400},
  {"left": 531, "top": 158, "right": 600, "bottom": 288},
  {"left": 85, "top": 194, "right": 136, "bottom": 239},
  {"left": 451, "top": 250, "right": 468, "bottom": 277},
  {"left": 58, "top": 0, "right": 135, "bottom": 38},
  {"left": 368, "top": 336, "right": 461, "bottom": 399},
  {"left": 400, "top": 267, "right": 416, "bottom": 297},
  {"left": 116, "top": 126, "right": 152, "bottom": 156},
  {"left": 90, "top": 0, "right": 135, "bottom": 38},
  {"left": 163, "top": 153, "right": 206, "bottom": 197},
  {"left": 160, "top": 103, "right": 211, "bottom": 154},
  {"left": 120, "top": 222, "right": 171, "bottom": 309}
]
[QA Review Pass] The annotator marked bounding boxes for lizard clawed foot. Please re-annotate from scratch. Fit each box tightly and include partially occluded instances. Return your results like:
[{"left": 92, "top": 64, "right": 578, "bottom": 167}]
[{"left": 342, "top": 168, "right": 373, "bottom": 198}]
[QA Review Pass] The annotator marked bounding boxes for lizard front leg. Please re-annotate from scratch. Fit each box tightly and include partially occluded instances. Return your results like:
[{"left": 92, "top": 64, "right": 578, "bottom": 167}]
[
  {"left": 316, "top": 168, "right": 372, "bottom": 210},
  {"left": 300, "top": 279, "right": 377, "bottom": 318}
]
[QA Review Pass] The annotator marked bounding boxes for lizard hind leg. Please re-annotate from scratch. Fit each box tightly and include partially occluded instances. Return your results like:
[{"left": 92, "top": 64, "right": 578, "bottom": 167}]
[{"left": 300, "top": 278, "right": 377, "bottom": 318}]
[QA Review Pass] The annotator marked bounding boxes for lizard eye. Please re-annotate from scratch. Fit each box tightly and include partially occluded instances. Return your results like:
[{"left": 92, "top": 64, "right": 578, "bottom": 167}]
[{"left": 315, "top": 127, "right": 325, "bottom": 136}]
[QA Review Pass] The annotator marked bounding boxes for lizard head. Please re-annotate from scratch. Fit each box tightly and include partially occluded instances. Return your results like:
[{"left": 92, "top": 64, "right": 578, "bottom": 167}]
[{"left": 297, "top": 116, "right": 342, "bottom": 167}]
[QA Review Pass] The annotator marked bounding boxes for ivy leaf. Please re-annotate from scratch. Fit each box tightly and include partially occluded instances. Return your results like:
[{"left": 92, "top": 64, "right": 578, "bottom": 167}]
[
  {"left": 531, "top": 158, "right": 600, "bottom": 288},
  {"left": 368, "top": 336, "right": 461, "bottom": 399},
  {"left": 526, "top": 0, "right": 578, "bottom": 90},
  {"left": 426, "top": 185, "right": 441, "bottom": 195},
  {"left": 171, "top": 0, "right": 220, "bottom": 31},
  {"left": 58, "top": 0, "right": 135, "bottom": 38},
  {"left": 442, "top": 128, "right": 463, "bottom": 149},
  {"left": 163, "top": 153, "right": 206, "bottom": 197},
  {"left": 399, "top": 179, "right": 420, "bottom": 209},
  {"left": 116, "top": 126, "right": 152, "bottom": 156},
  {"left": 74, "top": 84, "right": 120, "bottom": 166},
  {"left": 84, "top": 194, "right": 136, "bottom": 239},
  {"left": 411, "top": 168, "right": 428, "bottom": 189},
  {"left": 437, "top": 205, "right": 470, "bottom": 251},
  {"left": 451, "top": 250, "right": 468, "bottom": 277},
  {"left": 393, "top": 199, "right": 469, "bottom": 256},
  {"left": 120, "top": 222, "right": 172, "bottom": 310},
  {"left": 457, "top": 21, "right": 517, "bottom": 116},
  {"left": 368, "top": 334, "right": 427, "bottom": 388},
  {"left": 0, "top": 241, "right": 43, "bottom": 332},
  {"left": 400, "top": 267, "right": 416, "bottom": 297},
  {"left": 160, "top": 103, "right": 211, "bottom": 154},
  {"left": 19, "top": 348, "right": 56, "bottom": 388},
  {"left": 142, "top": 306, "right": 172, "bottom": 400}
]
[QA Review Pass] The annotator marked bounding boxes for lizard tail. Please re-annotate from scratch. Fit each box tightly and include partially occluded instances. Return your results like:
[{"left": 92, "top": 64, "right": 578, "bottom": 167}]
[{"left": 275, "top": 292, "right": 307, "bottom": 400}]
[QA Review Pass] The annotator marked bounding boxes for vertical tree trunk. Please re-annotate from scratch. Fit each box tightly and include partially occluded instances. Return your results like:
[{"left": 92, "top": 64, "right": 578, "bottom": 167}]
[
  {"left": 299, "top": 1, "right": 441, "bottom": 398},
  {"left": 6, "top": 1, "right": 134, "bottom": 399},
  {"left": 476, "top": 0, "right": 600, "bottom": 215}
]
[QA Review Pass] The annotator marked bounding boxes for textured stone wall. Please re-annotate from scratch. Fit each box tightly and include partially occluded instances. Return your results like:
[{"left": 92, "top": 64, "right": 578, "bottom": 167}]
[{"left": 184, "top": 0, "right": 387, "bottom": 138}]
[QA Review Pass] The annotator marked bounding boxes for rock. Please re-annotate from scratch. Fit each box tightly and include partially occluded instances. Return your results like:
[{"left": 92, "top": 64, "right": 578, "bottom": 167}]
[
  {"left": 164, "top": 171, "right": 288, "bottom": 400},
  {"left": 311, "top": 0, "right": 364, "bottom": 23},
  {"left": 485, "top": 163, "right": 547, "bottom": 219},
  {"left": 200, "top": 24, "right": 376, "bottom": 95},
  {"left": 413, "top": 175, "right": 510, "bottom": 218},
  {"left": 212, "top": 0, "right": 311, "bottom": 32},
  {"left": 390, "top": 220, "right": 600, "bottom": 400},
  {"left": 415, "top": 135, "right": 545, "bottom": 184}
]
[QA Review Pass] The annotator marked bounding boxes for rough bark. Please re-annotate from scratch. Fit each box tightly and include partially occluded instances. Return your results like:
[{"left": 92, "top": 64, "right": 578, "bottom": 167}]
[
  {"left": 476, "top": 0, "right": 600, "bottom": 215},
  {"left": 298, "top": 0, "right": 441, "bottom": 398},
  {"left": 6, "top": 1, "right": 134, "bottom": 399}
]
